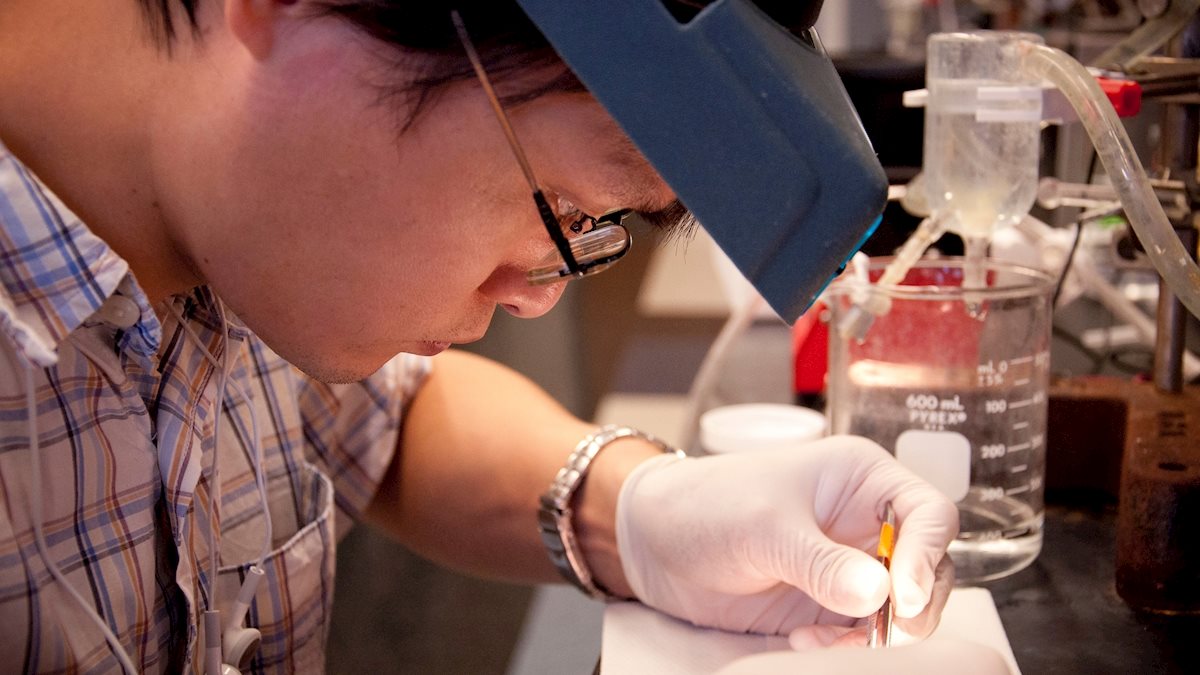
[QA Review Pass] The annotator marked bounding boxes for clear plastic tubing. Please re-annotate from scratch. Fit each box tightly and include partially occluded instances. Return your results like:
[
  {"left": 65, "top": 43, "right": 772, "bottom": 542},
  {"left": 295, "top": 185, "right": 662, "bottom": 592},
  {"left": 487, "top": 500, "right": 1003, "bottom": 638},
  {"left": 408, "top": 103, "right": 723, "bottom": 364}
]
[
  {"left": 1038, "top": 177, "right": 1183, "bottom": 210},
  {"left": 1036, "top": 177, "right": 1119, "bottom": 209},
  {"left": 837, "top": 216, "right": 945, "bottom": 342},
  {"left": 1089, "top": 0, "right": 1200, "bottom": 69},
  {"left": 1020, "top": 42, "right": 1200, "bottom": 320}
]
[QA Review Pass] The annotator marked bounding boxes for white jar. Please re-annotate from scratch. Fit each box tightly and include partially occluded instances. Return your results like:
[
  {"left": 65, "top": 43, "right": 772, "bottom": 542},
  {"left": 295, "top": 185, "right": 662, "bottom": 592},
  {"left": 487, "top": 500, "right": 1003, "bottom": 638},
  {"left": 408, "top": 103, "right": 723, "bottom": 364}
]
[{"left": 699, "top": 403, "right": 827, "bottom": 455}]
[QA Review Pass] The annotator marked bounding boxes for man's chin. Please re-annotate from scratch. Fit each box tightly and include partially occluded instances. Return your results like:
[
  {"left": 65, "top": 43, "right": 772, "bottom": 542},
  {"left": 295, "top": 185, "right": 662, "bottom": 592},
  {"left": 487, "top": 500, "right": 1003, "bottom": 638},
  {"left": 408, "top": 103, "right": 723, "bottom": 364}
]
[
  {"left": 407, "top": 341, "right": 451, "bottom": 357},
  {"left": 284, "top": 350, "right": 394, "bottom": 384},
  {"left": 296, "top": 362, "right": 384, "bottom": 385},
  {"left": 286, "top": 341, "right": 453, "bottom": 384}
]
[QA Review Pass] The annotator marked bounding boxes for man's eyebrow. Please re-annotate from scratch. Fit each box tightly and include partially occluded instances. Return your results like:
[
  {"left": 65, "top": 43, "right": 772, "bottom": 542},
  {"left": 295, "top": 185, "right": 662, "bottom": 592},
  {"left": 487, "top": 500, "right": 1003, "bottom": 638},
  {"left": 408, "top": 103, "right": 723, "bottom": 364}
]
[
  {"left": 636, "top": 199, "right": 698, "bottom": 241},
  {"left": 604, "top": 136, "right": 698, "bottom": 240}
]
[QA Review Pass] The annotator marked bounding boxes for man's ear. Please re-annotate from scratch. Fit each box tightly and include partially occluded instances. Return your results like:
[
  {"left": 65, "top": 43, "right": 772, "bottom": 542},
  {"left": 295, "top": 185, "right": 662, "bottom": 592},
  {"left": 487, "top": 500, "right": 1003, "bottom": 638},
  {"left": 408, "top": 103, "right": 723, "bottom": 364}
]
[{"left": 225, "top": 0, "right": 300, "bottom": 60}]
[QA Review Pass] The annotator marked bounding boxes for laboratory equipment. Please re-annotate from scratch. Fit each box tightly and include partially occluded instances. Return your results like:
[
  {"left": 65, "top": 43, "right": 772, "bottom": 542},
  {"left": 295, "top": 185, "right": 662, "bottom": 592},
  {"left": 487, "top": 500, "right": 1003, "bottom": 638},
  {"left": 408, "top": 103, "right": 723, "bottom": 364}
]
[
  {"left": 516, "top": 0, "right": 887, "bottom": 322},
  {"left": 827, "top": 258, "right": 1055, "bottom": 583},
  {"left": 924, "top": 31, "right": 1044, "bottom": 275},
  {"left": 846, "top": 28, "right": 1200, "bottom": 346},
  {"left": 1090, "top": 0, "right": 1200, "bottom": 70},
  {"left": 838, "top": 31, "right": 1047, "bottom": 342},
  {"left": 829, "top": 25, "right": 1200, "bottom": 593},
  {"left": 1019, "top": 39, "right": 1200, "bottom": 320}
]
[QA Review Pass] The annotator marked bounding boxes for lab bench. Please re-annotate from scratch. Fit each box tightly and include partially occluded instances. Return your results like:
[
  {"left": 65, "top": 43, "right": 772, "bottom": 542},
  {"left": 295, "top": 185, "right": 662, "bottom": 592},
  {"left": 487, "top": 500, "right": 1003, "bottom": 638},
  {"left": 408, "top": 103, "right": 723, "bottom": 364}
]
[
  {"left": 578, "top": 393, "right": 1198, "bottom": 674},
  {"left": 982, "top": 497, "right": 1196, "bottom": 674}
]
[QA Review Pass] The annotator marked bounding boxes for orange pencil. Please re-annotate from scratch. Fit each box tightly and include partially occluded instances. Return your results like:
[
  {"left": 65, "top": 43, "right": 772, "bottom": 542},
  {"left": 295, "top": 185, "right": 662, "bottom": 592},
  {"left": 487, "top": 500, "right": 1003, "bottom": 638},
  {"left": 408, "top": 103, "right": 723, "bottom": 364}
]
[{"left": 867, "top": 502, "right": 896, "bottom": 648}]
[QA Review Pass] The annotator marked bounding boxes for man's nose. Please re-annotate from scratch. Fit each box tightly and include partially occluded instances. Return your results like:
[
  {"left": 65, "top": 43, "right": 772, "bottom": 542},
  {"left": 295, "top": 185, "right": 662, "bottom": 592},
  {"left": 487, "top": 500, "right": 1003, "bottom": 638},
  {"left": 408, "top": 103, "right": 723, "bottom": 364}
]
[{"left": 478, "top": 264, "right": 568, "bottom": 318}]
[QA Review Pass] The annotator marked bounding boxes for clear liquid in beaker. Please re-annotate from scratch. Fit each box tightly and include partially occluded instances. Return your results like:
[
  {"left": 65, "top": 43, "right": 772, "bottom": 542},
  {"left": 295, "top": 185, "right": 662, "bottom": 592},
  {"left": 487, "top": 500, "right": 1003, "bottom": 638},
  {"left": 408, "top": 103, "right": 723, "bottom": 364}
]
[
  {"left": 826, "top": 258, "right": 1054, "bottom": 583},
  {"left": 837, "top": 369, "right": 1047, "bottom": 582}
]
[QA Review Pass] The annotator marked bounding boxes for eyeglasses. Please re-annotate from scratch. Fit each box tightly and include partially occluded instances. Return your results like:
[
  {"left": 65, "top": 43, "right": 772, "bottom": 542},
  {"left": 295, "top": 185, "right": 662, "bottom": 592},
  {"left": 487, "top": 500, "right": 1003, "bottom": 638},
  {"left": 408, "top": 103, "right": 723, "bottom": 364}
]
[{"left": 451, "top": 11, "right": 633, "bottom": 285}]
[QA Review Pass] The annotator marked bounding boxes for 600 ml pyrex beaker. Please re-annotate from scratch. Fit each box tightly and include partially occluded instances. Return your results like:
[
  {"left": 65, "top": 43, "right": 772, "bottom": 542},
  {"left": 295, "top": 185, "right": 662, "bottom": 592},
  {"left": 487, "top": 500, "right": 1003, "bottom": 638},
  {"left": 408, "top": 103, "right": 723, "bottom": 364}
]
[{"left": 827, "top": 258, "right": 1054, "bottom": 582}]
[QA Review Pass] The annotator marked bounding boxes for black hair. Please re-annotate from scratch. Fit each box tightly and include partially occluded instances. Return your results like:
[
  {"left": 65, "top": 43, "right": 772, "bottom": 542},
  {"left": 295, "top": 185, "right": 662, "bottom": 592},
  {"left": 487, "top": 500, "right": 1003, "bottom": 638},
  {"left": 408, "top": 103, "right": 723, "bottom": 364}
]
[
  {"left": 136, "top": 1, "right": 823, "bottom": 126},
  {"left": 135, "top": 1, "right": 706, "bottom": 235},
  {"left": 135, "top": 1, "right": 584, "bottom": 129},
  {"left": 137, "top": 0, "right": 201, "bottom": 43}
]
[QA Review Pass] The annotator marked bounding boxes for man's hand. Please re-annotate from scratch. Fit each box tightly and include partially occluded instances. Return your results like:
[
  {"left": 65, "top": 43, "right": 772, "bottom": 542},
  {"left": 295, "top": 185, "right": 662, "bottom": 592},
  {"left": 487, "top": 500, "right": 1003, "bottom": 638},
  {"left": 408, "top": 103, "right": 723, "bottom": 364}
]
[{"left": 615, "top": 436, "right": 958, "bottom": 648}]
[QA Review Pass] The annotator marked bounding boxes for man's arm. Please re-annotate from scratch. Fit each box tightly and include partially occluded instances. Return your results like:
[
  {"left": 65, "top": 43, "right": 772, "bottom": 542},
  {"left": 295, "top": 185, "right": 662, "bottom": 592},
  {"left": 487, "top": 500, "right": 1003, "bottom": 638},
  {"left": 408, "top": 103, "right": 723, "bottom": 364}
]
[
  {"left": 365, "top": 350, "right": 960, "bottom": 646},
  {"left": 365, "top": 349, "right": 658, "bottom": 597}
]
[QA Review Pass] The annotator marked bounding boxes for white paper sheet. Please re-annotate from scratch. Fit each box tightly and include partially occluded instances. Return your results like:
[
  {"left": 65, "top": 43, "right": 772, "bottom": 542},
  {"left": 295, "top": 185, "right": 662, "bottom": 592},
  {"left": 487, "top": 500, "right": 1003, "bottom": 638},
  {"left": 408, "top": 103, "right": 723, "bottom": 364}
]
[{"left": 601, "top": 587, "right": 1020, "bottom": 675}]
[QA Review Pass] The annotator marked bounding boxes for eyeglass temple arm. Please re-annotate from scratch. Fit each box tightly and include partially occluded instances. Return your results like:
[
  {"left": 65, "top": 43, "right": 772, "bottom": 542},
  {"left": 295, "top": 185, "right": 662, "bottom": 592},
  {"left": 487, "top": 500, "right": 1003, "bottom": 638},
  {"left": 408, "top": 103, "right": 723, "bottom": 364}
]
[
  {"left": 533, "top": 191, "right": 581, "bottom": 274},
  {"left": 451, "top": 11, "right": 540, "bottom": 192},
  {"left": 451, "top": 11, "right": 580, "bottom": 274}
]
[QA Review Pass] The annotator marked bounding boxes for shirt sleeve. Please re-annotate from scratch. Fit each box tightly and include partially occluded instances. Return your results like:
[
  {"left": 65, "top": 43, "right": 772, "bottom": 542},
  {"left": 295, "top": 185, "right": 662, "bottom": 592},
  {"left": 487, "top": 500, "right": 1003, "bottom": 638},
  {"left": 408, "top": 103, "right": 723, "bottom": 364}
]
[{"left": 299, "top": 352, "right": 432, "bottom": 540}]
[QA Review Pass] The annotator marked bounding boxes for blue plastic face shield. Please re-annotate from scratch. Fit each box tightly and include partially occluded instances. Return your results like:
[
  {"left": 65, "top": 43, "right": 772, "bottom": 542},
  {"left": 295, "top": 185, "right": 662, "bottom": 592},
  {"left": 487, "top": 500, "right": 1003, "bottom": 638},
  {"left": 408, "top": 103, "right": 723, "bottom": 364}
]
[{"left": 515, "top": 0, "right": 887, "bottom": 323}]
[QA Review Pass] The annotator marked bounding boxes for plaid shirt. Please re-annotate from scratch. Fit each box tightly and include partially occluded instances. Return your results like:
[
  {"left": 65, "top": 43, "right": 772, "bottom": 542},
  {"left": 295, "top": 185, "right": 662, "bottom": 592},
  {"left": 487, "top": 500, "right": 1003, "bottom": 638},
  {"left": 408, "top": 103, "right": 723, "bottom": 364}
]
[{"left": 0, "top": 143, "right": 431, "bottom": 673}]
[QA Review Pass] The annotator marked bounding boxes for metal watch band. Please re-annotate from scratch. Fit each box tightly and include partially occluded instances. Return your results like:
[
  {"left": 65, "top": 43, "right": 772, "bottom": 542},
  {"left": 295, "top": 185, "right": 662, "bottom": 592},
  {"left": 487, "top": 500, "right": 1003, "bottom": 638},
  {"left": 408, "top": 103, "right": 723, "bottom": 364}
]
[{"left": 537, "top": 425, "right": 685, "bottom": 600}]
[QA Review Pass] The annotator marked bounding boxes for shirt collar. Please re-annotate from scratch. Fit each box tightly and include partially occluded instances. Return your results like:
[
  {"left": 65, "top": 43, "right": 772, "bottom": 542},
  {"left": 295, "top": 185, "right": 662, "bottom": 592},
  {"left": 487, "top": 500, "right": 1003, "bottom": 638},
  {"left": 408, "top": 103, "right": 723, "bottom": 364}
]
[{"left": 0, "top": 141, "right": 161, "bottom": 366}]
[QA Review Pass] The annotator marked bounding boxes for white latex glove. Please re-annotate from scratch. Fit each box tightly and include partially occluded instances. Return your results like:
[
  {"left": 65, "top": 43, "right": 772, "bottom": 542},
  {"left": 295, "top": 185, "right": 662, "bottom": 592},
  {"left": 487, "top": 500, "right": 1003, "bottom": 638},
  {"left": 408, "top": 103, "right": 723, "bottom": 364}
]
[{"left": 615, "top": 435, "right": 958, "bottom": 648}]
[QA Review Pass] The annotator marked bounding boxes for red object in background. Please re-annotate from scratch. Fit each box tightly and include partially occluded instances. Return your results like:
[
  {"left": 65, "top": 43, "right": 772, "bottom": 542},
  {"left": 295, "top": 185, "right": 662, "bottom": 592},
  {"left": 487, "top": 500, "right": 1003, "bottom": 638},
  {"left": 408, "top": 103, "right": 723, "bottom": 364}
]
[
  {"left": 1098, "top": 77, "right": 1142, "bottom": 118},
  {"left": 840, "top": 264, "right": 988, "bottom": 372},
  {"left": 792, "top": 303, "right": 829, "bottom": 400},
  {"left": 845, "top": 266, "right": 989, "bottom": 372},
  {"left": 794, "top": 265, "right": 994, "bottom": 402}
]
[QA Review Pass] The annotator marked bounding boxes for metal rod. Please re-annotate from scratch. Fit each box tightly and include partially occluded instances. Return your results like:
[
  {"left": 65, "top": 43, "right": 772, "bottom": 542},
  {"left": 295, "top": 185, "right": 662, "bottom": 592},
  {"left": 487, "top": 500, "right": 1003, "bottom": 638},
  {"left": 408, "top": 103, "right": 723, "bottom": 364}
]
[
  {"left": 1154, "top": 15, "right": 1200, "bottom": 393},
  {"left": 1155, "top": 226, "right": 1198, "bottom": 392}
]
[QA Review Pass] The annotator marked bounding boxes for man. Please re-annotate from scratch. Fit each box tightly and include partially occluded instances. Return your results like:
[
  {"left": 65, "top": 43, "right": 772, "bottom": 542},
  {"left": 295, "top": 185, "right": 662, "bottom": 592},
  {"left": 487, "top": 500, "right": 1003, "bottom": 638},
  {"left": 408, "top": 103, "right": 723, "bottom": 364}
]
[{"left": 0, "top": 1, "right": 959, "bottom": 672}]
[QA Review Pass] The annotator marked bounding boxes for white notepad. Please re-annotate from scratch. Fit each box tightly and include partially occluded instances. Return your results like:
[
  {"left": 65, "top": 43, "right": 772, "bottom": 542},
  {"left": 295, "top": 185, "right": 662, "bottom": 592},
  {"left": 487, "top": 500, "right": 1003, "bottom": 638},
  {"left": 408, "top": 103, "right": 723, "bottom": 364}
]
[{"left": 600, "top": 587, "right": 1020, "bottom": 675}]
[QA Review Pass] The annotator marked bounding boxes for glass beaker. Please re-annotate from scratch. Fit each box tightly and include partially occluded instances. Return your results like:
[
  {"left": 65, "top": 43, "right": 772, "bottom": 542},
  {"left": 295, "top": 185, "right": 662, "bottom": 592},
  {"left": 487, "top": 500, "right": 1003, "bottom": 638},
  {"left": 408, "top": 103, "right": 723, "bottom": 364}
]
[{"left": 826, "top": 258, "right": 1054, "bottom": 583}]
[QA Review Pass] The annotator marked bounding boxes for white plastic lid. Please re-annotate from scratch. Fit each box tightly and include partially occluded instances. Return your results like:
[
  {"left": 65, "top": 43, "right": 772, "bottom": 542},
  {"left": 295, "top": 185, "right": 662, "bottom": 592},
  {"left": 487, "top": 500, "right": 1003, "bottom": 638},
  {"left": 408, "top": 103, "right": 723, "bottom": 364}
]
[{"left": 700, "top": 404, "right": 827, "bottom": 455}]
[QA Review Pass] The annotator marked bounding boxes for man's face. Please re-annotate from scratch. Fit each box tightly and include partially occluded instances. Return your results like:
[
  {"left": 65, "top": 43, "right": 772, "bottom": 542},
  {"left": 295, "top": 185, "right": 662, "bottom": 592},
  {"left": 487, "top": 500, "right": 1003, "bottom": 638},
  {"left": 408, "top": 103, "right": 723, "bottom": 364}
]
[{"left": 151, "top": 12, "right": 675, "bottom": 382}]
